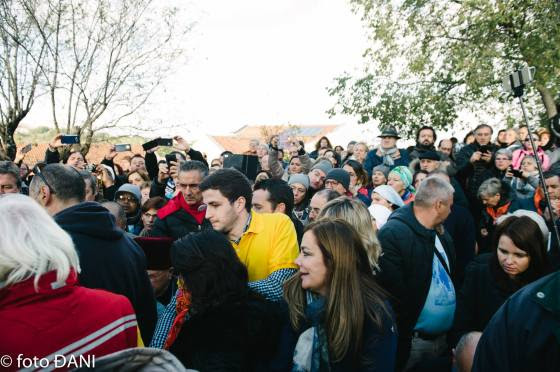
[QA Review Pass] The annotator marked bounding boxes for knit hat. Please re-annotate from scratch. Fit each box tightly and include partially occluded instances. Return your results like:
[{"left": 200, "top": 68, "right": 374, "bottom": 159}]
[
  {"left": 311, "top": 160, "right": 333, "bottom": 177},
  {"left": 372, "top": 165, "right": 390, "bottom": 179},
  {"left": 418, "top": 150, "right": 441, "bottom": 161},
  {"left": 288, "top": 173, "right": 310, "bottom": 190},
  {"left": 325, "top": 169, "right": 350, "bottom": 191},
  {"left": 389, "top": 166, "right": 415, "bottom": 193},
  {"left": 373, "top": 185, "right": 405, "bottom": 208},
  {"left": 115, "top": 183, "right": 141, "bottom": 204}
]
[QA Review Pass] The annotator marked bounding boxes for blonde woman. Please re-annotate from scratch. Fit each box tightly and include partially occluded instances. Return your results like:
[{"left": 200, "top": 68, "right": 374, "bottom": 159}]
[
  {"left": 318, "top": 196, "right": 382, "bottom": 271},
  {"left": 276, "top": 219, "right": 397, "bottom": 371}
]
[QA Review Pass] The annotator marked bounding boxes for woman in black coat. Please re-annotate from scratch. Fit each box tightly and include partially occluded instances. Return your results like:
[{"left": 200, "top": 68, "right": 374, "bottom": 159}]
[
  {"left": 167, "top": 230, "right": 281, "bottom": 372},
  {"left": 451, "top": 215, "right": 551, "bottom": 346}
]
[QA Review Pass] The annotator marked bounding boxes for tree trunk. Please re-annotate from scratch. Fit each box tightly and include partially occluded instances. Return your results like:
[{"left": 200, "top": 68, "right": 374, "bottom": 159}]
[{"left": 537, "top": 85, "right": 558, "bottom": 119}]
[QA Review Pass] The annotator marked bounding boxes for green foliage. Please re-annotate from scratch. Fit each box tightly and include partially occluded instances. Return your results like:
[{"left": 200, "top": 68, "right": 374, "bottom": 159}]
[{"left": 328, "top": 0, "right": 560, "bottom": 138}]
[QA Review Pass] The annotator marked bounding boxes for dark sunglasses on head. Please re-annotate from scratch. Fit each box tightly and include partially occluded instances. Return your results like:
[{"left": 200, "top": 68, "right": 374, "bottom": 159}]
[{"left": 33, "top": 164, "right": 56, "bottom": 194}]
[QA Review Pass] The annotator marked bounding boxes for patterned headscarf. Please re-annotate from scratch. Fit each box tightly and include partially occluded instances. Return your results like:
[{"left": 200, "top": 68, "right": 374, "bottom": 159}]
[{"left": 389, "top": 166, "right": 415, "bottom": 193}]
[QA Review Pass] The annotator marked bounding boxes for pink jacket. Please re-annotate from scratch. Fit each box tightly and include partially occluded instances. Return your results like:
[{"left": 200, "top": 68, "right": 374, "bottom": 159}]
[{"left": 511, "top": 148, "right": 550, "bottom": 171}]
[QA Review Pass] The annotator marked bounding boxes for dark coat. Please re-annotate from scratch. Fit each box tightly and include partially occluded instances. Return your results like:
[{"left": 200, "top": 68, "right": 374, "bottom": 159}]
[
  {"left": 170, "top": 293, "right": 281, "bottom": 372},
  {"left": 444, "top": 204, "right": 476, "bottom": 288},
  {"left": 270, "top": 302, "right": 397, "bottom": 372},
  {"left": 363, "top": 148, "right": 411, "bottom": 177},
  {"left": 455, "top": 142, "right": 498, "bottom": 202},
  {"left": 54, "top": 202, "right": 157, "bottom": 345},
  {"left": 472, "top": 270, "right": 560, "bottom": 372},
  {"left": 450, "top": 254, "right": 511, "bottom": 346},
  {"left": 377, "top": 204, "right": 456, "bottom": 370},
  {"left": 150, "top": 208, "right": 212, "bottom": 241}
]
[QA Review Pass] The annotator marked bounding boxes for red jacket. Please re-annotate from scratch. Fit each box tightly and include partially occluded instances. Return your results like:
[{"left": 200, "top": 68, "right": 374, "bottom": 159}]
[{"left": 0, "top": 270, "right": 137, "bottom": 370}]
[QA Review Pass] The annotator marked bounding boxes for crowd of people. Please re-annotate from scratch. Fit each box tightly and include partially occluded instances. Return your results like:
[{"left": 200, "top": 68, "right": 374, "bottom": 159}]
[{"left": 1, "top": 123, "right": 560, "bottom": 371}]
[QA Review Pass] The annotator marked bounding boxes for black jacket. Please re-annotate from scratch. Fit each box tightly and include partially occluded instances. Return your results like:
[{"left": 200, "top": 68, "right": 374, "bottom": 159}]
[
  {"left": 377, "top": 204, "right": 456, "bottom": 370},
  {"left": 455, "top": 142, "right": 498, "bottom": 202},
  {"left": 150, "top": 208, "right": 212, "bottom": 241},
  {"left": 450, "top": 254, "right": 511, "bottom": 346},
  {"left": 443, "top": 204, "right": 476, "bottom": 288},
  {"left": 472, "top": 270, "right": 560, "bottom": 372},
  {"left": 54, "top": 202, "right": 157, "bottom": 344},
  {"left": 170, "top": 293, "right": 281, "bottom": 372}
]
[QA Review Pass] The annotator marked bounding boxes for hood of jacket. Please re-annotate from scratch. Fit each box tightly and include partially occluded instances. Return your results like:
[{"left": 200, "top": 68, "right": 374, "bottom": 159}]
[
  {"left": 386, "top": 203, "right": 435, "bottom": 240},
  {"left": 54, "top": 201, "right": 124, "bottom": 241}
]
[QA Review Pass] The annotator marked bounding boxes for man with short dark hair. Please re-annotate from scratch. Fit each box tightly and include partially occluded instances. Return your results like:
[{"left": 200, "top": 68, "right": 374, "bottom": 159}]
[
  {"left": 29, "top": 163, "right": 157, "bottom": 344},
  {"left": 378, "top": 176, "right": 456, "bottom": 370},
  {"left": 200, "top": 168, "right": 299, "bottom": 302},
  {"left": 253, "top": 178, "right": 304, "bottom": 243},
  {"left": 0, "top": 161, "right": 21, "bottom": 194},
  {"left": 409, "top": 126, "right": 438, "bottom": 160},
  {"left": 150, "top": 160, "right": 212, "bottom": 240}
]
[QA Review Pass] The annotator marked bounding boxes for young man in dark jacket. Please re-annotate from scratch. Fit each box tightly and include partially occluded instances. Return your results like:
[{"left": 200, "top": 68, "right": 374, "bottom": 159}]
[
  {"left": 377, "top": 176, "right": 457, "bottom": 371},
  {"left": 29, "top": 163, "right": 157, "bottom": 345},
  {"left": 150, "top": 160, "right": 212, "bottom": 240}
]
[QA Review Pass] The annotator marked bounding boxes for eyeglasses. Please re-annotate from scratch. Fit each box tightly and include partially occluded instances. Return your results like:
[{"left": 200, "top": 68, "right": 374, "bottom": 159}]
[
  {"left": 117, "top": 194, "right": 138, "bottom": 203},
  {"left": 33, "top": 164, "right": 55, "bottom": 194}
]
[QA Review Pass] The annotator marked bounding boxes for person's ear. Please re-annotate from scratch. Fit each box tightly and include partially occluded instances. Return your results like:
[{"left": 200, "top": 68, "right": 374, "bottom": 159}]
[
  {"left": 235, "top": 196, "right": 246, "bottom": 213},
  {"left": 275, "top": 202, "right": 286, "bottom": 214}
]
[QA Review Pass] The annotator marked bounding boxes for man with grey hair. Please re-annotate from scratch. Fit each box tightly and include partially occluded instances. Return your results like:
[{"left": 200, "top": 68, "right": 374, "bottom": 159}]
[
  {"left": 378, "top": 176, "right": 456, "bottom": 370},
  {"left": 29, "top": 163, "right": 157, "bottom": 344},
  {"left": 0, "top": 160, "right": 22, "bottom": 194}
]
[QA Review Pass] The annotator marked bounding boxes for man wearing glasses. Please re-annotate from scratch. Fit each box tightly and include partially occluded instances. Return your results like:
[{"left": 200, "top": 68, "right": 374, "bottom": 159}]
[
  {"left": 115, "top": 184, "right": 143, "bottom": 235},
  {"left": 150, "top": 160, "right": 212, "bottom": 240}
]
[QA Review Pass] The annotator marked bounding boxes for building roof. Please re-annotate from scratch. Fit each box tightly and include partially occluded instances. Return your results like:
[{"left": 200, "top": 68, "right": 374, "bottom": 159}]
[
  {"left": 211, "top": 124, "right": 341, "bottom": 154},
  {"left": 17, "top": 143, "right": 145, "bottom": 169}
]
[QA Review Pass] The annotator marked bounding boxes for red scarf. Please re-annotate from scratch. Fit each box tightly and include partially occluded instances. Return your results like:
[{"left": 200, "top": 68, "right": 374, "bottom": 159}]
[
  {"left": 163, "top": 288, "right": 192, "bottom": 350},
  {"left": 157, "top": 193, "right": 205, "bottom": 224}
]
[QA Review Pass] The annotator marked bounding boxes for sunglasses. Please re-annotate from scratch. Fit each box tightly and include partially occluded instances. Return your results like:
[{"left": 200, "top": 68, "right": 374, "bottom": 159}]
[{"left": 33, "top": 164, "right": 56, "bottom": 194}]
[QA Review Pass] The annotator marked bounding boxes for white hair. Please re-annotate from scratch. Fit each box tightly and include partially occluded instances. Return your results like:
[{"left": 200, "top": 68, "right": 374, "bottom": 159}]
[{"left": 0, "top": 194, "right": 80, "bottom": 290}]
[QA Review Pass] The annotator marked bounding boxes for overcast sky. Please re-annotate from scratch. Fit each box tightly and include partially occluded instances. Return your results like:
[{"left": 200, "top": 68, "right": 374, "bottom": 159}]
[{"left": 145, "top": 0, "right": 369, "bottom": 134}]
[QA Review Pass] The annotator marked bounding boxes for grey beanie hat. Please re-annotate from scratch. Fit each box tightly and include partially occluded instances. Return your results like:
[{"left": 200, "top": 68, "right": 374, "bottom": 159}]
[
  {"left": 372, "top": 164, "right": 390, "bottom": 179},
  {"left": 288, "top": 173, "right": 310, "bottom": 190},
  {"left": 373, "top": 185, "right": 405, "bottom": 207},
  {"left": 325, "top": 168, "right": 350, "bottom": 191},
  {"left": 311, "top": 159, "right": 333, "bottom": 176},
  {"left": 115, "top": 183, "right": 141, "bottom": 203}
]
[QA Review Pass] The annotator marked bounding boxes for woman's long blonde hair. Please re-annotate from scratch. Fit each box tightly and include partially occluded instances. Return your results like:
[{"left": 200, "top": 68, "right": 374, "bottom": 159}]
[
  {"left": 284, "top": 219, "right": 389, "bottom": 363},
  {"left": 318, "top": 196, "right": 382, "bottom": 271}
]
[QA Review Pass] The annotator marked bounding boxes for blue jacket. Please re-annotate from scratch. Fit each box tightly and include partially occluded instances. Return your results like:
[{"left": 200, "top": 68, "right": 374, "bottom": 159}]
[
  {"left": 472, "top": 270, "right": 560, "bottom": 371},
  {"left": 364, "top": 148, "right": 410, "bottom": 177}
]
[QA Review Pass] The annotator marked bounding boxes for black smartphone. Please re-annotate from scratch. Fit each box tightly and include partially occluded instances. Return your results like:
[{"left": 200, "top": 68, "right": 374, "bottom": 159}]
[
  {"left": 142, "top": 138, "right": 159, "bottom": 151},
  {"left": 61, "top": 135, "right": 80, "bottom": 144},
  {"left": 511, "top": 169, "right": 523, "bottom": 178},
  {"left": 158, "top": 138, "right": 173, "bottom": 147},
  {"left": 478, "top": 145, "right": 490, "bottom": 153},
  {"left": 165, "top": 154, "right": 177, "bottom": 168},
  {"left": 115, "top": 144, "right": 131, "bottom": 152},
  {"left": 21, "top": 144, "right": 33, "bottom": 154}
]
